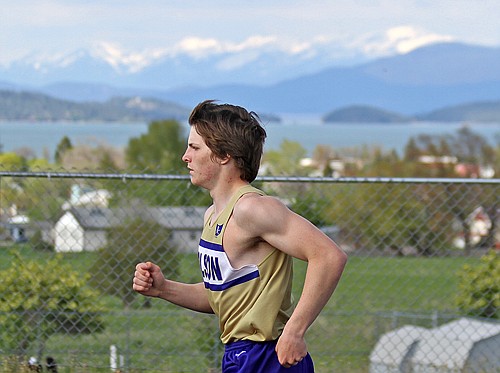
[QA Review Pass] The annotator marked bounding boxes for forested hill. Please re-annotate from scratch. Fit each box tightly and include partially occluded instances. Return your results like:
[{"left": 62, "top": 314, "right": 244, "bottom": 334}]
[
  {"left": 2, "top": 89, "right": 500, "bottom": 123},
  {"left": 323, "top": 101, "right": 500, "bottom": 123},
  {"left": 0, "top": 90, "right": 190, "bottom": 122},
  {"left": 323, "top": 105, "right": 412, "bottom": 123},
  {"left": 415, "top": 100, "right": 500, "bottom": 122}
]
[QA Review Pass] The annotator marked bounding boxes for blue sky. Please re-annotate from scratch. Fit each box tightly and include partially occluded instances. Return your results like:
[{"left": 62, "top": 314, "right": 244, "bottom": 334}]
[{"left": 2, "top": 0, "right": 500, "bottom": 66}]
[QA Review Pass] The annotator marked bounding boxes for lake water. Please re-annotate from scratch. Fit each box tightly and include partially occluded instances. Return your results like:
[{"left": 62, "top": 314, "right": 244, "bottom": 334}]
[{"left": 1, "top": 118, "right": 499, "bottom": 160}]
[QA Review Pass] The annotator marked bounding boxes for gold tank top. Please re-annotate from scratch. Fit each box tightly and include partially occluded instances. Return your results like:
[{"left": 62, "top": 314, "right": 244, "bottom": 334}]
[{"left": 198, "top": 185, "right": 294, "bottom": 344}]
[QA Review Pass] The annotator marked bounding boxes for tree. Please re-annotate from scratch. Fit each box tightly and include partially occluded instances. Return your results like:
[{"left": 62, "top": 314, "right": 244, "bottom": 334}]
[
  {"left": 452, "top": 125, "right": 494, "bottom": 164},
  {"left": 28, "top": 158, "right": 52, "bottom": 171},
  {"left": 124, "top": 119, "right": 210, "bottom": 206},
  {"left": 290, "top": 186, "right": 332, "bottom": 227},
  {"left": 89, "top": 219, "right": 180, "bottom": 307},
  {"left": 312, "top": 144, "right": 336, "bottom": 176},
  {"left": 0, "top": 152, "right": 26, "bottom": 171},
  {"left": 263, "top": 139, "right": 310, "bottom": 176},
  {"left": 0, "top": 252, "right": 105, "bottom": 358},
  {"left": 126, "top": 119, "right": 186, "bottom": 173},
  {"left": 54, "top": 136, "right": 73, "bottom": 164},
  {"left": 401, "top": 127, "right": 497, "bottom": 178},
  {"left": 60, "top": 141, "right": 124, "bottom": 171},
  {"left": 403, "top": 137, "right": 420, "bottom": 162},
  {"left": 406, "top": 126, "right": 495, "bottom": 166},
  {"left": 320, "top": 181, "right": 455, "bottom": 256}
]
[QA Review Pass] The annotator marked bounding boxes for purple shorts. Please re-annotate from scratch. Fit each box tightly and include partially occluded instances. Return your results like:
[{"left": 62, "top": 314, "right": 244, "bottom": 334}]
[{"left": 222, "top": 339, "right": 314, "bottom": 373}]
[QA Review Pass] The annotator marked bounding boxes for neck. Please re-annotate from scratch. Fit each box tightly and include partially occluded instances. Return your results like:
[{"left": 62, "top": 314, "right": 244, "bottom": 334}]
[{"left": 210, "top": 178, "right": 249, "bottom": 215}]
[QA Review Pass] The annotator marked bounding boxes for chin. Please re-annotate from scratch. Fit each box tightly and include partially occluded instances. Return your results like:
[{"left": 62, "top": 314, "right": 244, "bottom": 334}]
[{"left": 190, "top": 177, "right": 201, "bottom": 187}]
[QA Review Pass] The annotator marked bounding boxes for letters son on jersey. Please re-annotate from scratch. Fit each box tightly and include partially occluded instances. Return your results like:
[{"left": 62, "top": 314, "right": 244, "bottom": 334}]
[{"left": 198, "top": 238, "right": 259, "bottom": 291}]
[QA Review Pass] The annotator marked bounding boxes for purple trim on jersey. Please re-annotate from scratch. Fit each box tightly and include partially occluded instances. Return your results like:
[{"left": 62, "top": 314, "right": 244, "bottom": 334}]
[
  {"left": 204, "top": 270, "right": 260, "bottom": 291},
  {"left": 199, "top": 238, "right": 224, "bottom": 252}
]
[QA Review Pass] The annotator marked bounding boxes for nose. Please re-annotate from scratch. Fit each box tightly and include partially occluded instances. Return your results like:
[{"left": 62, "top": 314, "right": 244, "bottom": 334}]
[{"left": 181, "top": 149, "right": 190, "bottom": 163}]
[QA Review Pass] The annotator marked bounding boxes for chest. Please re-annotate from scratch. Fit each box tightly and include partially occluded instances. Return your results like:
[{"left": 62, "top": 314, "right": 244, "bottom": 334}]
[{"left": 217, "top": 217, "right": 272, "bottom": 269}]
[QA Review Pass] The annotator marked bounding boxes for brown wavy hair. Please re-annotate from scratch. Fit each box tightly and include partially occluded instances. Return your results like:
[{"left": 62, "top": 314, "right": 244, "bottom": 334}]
[{"left": 188, "top": 100, "right": 267, "bottom": 182}]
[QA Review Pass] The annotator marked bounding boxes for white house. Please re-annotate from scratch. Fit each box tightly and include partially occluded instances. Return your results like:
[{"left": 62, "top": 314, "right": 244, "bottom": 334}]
[
  {"left": 1, "top": 210, "right": 53, "bottom": 245},
  {"left": 61, "top": 184, "right": 112, "bottom": 211},
  {"left": 54, "top": 206, "right": 205, "bottom": 253},
  {"left": 6, "top": 214, "right": 30, "bottom": 242},
  {"left": 54, "top": 208, "right": 113, "bottom": 252}
]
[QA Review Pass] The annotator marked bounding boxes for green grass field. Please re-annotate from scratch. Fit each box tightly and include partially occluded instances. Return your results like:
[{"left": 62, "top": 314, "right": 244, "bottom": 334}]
[{"left": 0, "top": 245, "right": 479, "bottom": 372}]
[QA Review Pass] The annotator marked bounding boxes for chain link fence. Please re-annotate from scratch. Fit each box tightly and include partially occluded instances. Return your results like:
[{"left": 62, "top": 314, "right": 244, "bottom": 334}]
[{"left": 0, "top": 170, "right": 499, "bottom": 372}]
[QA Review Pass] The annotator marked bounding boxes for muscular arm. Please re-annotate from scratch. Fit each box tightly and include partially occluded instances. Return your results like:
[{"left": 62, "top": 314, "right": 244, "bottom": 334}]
[
  {"left": 133, "top": 261, "right": 213, "bottom": 314},
  {"left": 234, "top": 195, "right": 347, "bottom": 366}
]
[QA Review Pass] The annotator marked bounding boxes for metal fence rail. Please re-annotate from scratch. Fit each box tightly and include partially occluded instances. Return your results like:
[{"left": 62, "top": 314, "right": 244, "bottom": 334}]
[{"left": 0, "top": 171, "right": 498, "bottom": 372}]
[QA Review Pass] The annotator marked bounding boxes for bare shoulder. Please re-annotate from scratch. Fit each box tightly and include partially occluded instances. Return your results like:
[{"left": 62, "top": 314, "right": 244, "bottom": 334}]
[
  {"left": 233, "top": 191, "right": 342, "bottom": 261},
  {"left": 233, "top": 193, "right": 290, "bottom": 233},
  {"left": 204, "top": 204, "right": 214, "bottom": 223},
  {"left": 236, "top": 193, "right": 287, "bottom": 215}
]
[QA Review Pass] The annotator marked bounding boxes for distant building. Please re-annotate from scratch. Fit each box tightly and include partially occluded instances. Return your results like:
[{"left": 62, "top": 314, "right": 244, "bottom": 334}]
[
  {"left": 418, "top": 155, "right": 458, "bottom": 165},
  {"left": 0, "top": 211, "right": 52, "bottom": 244},
  {"left": 453, "top": 205, "right": 496, "bottom": 249},
  {"left": 61, "top": 184, "right": 112, "bottom": 210},
  {"left": 6, "top": 214, "right": 30, "bottom": 242},
  {"left": 455, "top": 163, "right": 495, "bottom": 178},
  {"left": 54, "top": 206, "right": 205, "bottom": 253}
]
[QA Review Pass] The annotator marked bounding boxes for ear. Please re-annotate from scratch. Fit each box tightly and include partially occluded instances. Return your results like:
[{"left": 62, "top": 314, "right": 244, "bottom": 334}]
[{"left": 219, "top": 155, "right": 231, "bottom": 165}]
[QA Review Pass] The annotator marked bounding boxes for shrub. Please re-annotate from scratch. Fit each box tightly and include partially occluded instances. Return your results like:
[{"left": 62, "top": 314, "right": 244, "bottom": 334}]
[
  {"left": 89, "top": 219, "right": 179, "bottom": 308},
  {"left": 0, "top": 251, "right": 105, "bottom": 355},
  {"left": 456, "top": 250, "right": 499, "bottom": 318},
  {"left": 30, "top": 230, "right": 54, "bottom": 251}
]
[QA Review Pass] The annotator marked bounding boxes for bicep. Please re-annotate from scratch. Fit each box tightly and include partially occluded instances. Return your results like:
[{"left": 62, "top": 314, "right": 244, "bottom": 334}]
[{"left": 241, "top": 197, "right": 335, "bottom": 261}]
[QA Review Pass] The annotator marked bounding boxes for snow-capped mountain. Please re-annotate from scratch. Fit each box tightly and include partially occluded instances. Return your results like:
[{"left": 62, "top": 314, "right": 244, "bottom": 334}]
[
  {"left": 0, "top": 26, "right": 458, "bottom": 90},
  {"left": 1, "top": 35, "right": 500, "bottom": 115},
  {"left": 0, "top": 37, "right": 369, "bottom": 90}
]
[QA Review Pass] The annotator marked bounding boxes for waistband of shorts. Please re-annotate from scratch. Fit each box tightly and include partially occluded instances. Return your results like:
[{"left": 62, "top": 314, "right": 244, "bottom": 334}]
[{"left": 224, "top": 339, "right": 277, "bottom": 352}]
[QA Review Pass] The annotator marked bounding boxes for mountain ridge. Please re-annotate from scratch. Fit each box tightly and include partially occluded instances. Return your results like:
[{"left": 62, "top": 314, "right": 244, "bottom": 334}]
[
  {"left": 1, "top": 42, "right": 500, "bottom": 115},
  {"left": 0, "top": 90, "right": 190, "bottom": 122},
  {"left": 1, "top": 89, "right": 499, "bottom": 123}
]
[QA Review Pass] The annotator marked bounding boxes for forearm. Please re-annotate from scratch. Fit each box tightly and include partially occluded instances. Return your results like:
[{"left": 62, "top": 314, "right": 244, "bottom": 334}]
[
  {"left": 285, "top": 251, "right": 347, "bottom": 337},
  {"left": 158, "top": 280, "right": 213, "bottom": 314}
]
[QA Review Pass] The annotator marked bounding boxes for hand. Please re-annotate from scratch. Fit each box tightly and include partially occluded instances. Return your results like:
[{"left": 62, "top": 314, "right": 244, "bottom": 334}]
[
  {"left": 275, "top": 330, "right": 308, "bottom": 368},
  {"left": 132, "top": 261, "right": 165, "bottom": 297}
]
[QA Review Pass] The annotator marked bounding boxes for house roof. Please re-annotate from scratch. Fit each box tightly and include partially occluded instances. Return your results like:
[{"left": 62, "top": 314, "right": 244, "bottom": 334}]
[
  {"left": 67, "top": 206, "right": 205, "bottom": 230},
  {"left": 7, "top": 215, "right": 30, "bottom": 224},
  {"left": 69, "top": 207, "right": 122, "bottom": 229},
  {"left": 146, "top": 207, "right": 206, "bottom": 229}
]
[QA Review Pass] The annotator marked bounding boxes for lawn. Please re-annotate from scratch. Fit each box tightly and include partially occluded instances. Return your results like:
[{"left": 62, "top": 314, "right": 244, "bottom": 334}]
[{"left": 0, "top": 245, "right": 479, "bottom": 372}]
